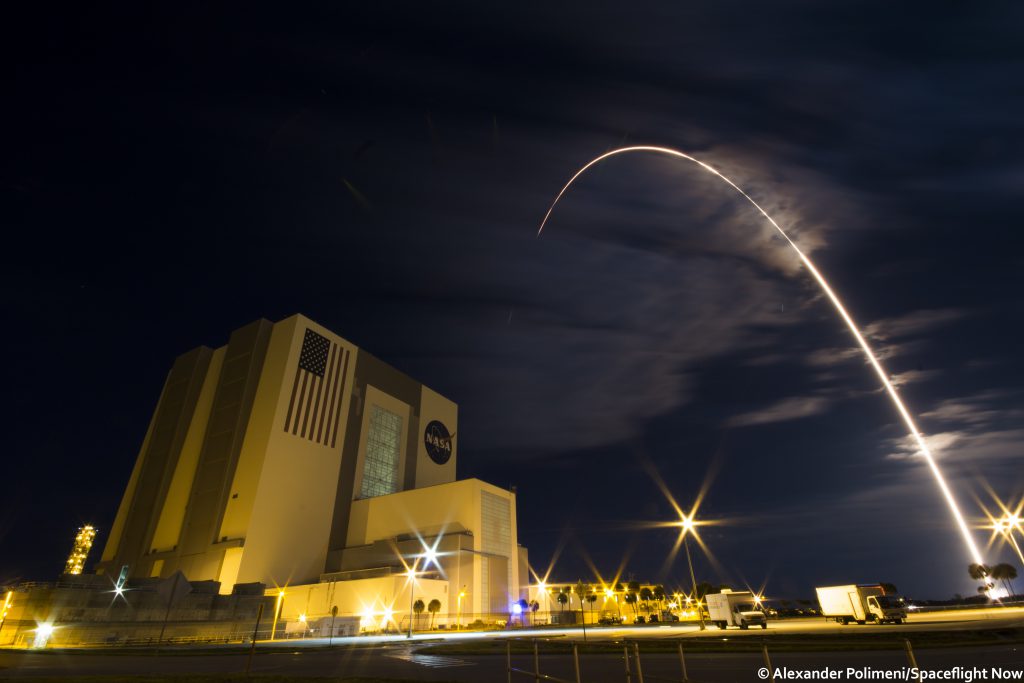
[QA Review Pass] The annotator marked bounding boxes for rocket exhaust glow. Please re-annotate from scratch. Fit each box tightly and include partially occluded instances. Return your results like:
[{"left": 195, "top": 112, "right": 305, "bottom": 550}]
[{"left": 538, "top": 146, "right": 984, "bottom": 565}]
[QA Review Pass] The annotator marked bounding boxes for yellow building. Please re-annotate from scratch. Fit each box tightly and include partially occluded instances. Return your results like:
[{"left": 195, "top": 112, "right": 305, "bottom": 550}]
[{"left": 96, "top": 314, "right": 526, "bottom": 627}]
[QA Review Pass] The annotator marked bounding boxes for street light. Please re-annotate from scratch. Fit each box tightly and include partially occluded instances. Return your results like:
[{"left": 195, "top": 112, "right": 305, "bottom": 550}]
[
  {"left": 679, "top": 515, "right": 706, "bottom": 631},
  {"left": 992, "top": 514, "right": 1024, "bottom": 565},
  {"left": 406, "top": 559, "right": 420, "bottom": 639},
  {"left": 536, "top": 581, "right": 550, "bottom": 623},
  {"left": 270, "top": 590, "right": 285, "bottom": 641},
  {"left": 404, "top": 538, "right": 443, "bottom": 638},
  {"left": 601, "top": 586, "right": 618, "bottom": 620}
]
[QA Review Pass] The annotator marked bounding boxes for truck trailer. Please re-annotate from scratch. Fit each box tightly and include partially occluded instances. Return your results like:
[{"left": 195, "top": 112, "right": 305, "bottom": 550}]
[
  {"left": 815, "top": 584, "right": 908, "bottom": 625},
  {"left": 706, "top": 590, "right": 767, "bottom": 630}
]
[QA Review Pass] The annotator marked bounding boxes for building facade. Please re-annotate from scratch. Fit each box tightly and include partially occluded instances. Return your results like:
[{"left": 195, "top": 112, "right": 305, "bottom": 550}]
[{"left": 95, "top": 314, "right": 525, "bottom": 626}]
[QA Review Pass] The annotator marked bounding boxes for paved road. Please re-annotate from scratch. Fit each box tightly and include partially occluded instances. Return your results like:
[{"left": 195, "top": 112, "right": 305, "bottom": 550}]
[
  {"left": 2, "top": 608, "right": 1023, "bottom": 681},
  {"left": 243, "top": 606, "right": 1024, "bottom": 648},
  {"left": 2, "top": 643, "right": 1022, "bottom": 681}
]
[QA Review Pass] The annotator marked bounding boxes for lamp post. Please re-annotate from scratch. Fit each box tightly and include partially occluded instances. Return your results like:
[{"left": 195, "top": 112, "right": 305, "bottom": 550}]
[
  {"left": 536, "top": 581, "right": 549, "bottom": 624},
  {"left": 680, "top": 515, "right": 705, "bottom": 631},
  {"left": 606, "top": 587, "right": 620, "bottom": 621},
  {"left": 457, "top": 587, "right": 465, "bottom": 631},
  {"left": 270, "top": 591, "right": 284, "bottom": 641},
  {"left": 406, "top": 560, "right": 418, "bottom": 639}
]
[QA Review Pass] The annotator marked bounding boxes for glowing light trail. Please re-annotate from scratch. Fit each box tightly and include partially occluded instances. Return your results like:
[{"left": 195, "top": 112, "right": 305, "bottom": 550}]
[{"left": 538, "top": 145, "right": 983, "bottom": 565}]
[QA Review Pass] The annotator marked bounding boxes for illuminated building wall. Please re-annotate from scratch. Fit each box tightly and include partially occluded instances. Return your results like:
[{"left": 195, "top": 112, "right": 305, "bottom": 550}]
[
  {"left": 96, "top": 314, "right": 463, "bottom": 593},
  {"left": 342, "top": 479, "right": 522, "bottom": 618},
  {"left": 63, "top": 525, "right": 97, "bottom": 576}
]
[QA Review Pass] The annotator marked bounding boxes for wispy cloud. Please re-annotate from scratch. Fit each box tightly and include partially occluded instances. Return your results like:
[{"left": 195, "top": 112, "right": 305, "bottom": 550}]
[
  {"left": 920, "top": 390, "right": 1023, "bottom": 428},
  {"left": 884, "top": 390, "right": 1024, "bottom": 464},
  {"left": 805, "top": 346, "right": 861, "bottom": 368},
  {"left": 884, "top": 428, "right": 1024, "bottom": 464},
  {"left": 815, "top": 309, "right": 970, "bottom": 370},
  {"left": 724, "top": 395, "right": 830, "bottom": 427},
  {"left": 889, "top": 369, "right": 941, "bottom": 388},
  {"left": 864, "top": 308, "right": 968, "bottom": 342}
]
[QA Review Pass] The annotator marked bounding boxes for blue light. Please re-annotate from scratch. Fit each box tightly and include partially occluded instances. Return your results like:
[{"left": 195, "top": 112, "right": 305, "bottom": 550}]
[{"left": 510, "top": 602, "right": 522, "bottom": 614}]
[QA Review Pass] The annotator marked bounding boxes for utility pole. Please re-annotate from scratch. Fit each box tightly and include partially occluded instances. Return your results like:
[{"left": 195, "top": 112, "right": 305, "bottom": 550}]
[{"left": 684, "top": 535, "right": 705, "bottom": 631}]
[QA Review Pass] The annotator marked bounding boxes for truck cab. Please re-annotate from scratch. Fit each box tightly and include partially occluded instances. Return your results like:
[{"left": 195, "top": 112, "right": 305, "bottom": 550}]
[
  {"left": 731, "top": 601, "right": 768, "bottom": 630},
  {"left": 707, "top": 590, "right": 768, "bottom": 630},
  {"left": 865, "top": 594, "right": 907, "bottom": 624}
]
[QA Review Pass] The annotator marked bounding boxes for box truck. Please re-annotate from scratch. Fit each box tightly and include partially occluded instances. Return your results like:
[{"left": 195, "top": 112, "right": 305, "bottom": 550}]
[
  {"left": 815, "top": 584, "right": 908, "bottom": 625},
  {"left": 706, "top": 590, "right": 767, "bottom": 630}
]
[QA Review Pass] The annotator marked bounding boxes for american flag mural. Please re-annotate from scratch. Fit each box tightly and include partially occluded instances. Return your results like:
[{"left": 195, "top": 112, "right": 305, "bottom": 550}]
[{"left": 283, "top": 328, "right": 350, "bottom": 447}]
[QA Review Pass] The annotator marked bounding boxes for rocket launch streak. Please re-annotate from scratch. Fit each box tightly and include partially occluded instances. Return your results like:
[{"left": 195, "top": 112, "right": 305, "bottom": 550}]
[{"left": 538, "top": 146, "right": 983, "bottom": 565}]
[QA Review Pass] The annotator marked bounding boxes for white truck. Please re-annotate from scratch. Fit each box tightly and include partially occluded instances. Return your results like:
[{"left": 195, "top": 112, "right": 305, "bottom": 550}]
[
  {"left": 815, "top": 584, "right": 908, "bottom": 625},
  {"left": 707, "top": 590, "right": 767, "bottom": 630}
]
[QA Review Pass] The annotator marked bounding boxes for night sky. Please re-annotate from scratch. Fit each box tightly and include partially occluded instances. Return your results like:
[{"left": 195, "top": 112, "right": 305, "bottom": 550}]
[{"left": 4, "top": 2, "right": 1023, "bottom": 601}]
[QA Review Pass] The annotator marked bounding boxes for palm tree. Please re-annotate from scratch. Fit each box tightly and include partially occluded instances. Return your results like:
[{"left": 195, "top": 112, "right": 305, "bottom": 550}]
[
  {"left": 586, "top": 592, "right": 597, "bottom": 623},
  {"left": 991, "top": 564, "right": 1018, "bottom": 597},
  {"left": 530, "top": 600, "right": 540, "bottom": 626},
  {"left": 639, "top": 587, "right": 653, "bottom": 616},
  {"left": 990, "top": 564, "right": 1007, "bottom": 596},
  {"left": 413, "top": 599, "right": 425, "bottom": 630},
  {"left": 427, "top": 598, "right": 441, "bottom": 629},
  {"left": 557, "top": 591, "right": 568, "bottom": 612},
  {"left": 969, "top": 563, "right": 994, "bottom": 596},
  {"left": 653, "top": 585, "right": 666, "bottom": 614},
  {"left": 968, "top": 563, "right": 991, "bottom": 581},
  {"left": 515, "top": 598, "right": 529, "bottom": 626},
  {"left": 575, "top": 582, "right": 589, "bottom": 624},
  {"left": 626, "top": 580, "right": 640, "bottom": 617},
  {"left": 1004, "top": 564, "right": 1018, "bottom": 597}
]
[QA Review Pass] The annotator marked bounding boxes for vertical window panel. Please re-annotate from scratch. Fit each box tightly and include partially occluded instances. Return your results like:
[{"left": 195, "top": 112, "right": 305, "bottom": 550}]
[{"left": 359, "top": 405, "right": 403, "bottom": 499}]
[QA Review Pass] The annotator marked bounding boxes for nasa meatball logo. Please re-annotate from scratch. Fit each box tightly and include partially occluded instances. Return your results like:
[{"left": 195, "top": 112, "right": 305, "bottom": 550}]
[{"left": 424, "top": 420, "right": 453, "bottom": 465}]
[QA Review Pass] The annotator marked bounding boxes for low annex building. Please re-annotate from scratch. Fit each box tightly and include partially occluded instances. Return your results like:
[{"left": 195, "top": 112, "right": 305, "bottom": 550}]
[{"left": 84, "top": 314, "right": 527, "bottom": 633}]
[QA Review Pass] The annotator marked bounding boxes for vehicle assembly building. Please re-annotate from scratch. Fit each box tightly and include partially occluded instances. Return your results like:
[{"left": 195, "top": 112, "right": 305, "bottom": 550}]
[{"left": 90, "top": 314, "right": 527, "bottom": 630}]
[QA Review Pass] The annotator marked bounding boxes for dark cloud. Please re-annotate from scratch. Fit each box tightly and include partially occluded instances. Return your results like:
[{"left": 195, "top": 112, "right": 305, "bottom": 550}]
[{"left": 2, "top": 1, "right": 1023, "bottom": 598}]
